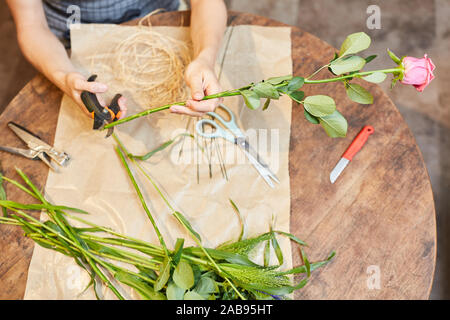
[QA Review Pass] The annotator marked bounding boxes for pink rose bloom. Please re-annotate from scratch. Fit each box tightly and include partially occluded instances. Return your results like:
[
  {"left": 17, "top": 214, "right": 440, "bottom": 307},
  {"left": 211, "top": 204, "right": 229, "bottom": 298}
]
[{"left": 400, "top": 54, "right": 436, "bottom": 92}]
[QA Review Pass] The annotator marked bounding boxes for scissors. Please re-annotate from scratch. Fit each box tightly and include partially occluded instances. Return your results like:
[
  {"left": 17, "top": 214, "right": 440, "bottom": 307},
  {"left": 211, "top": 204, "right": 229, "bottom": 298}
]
[
  {"left": 81, "top": 74, "right": 122, "bottom": 138},
  {"left": 195, "top": 104, "right": 280, "bottom": 188},
  {"left": 0, "top": 122, "right": 70, "bottom": 171}
]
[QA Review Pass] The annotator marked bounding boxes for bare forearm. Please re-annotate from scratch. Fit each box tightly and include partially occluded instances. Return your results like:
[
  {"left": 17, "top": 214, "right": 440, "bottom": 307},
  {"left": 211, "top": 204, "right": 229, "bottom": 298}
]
[
  {"left": 7, "top": 0, "right": 126, "bottom": 118},
  {"left": 17, "top": 25, "right": 76, "bottom": 95},
  {"left": 190, "top": 0, "right": 227, "bottom": 67}
]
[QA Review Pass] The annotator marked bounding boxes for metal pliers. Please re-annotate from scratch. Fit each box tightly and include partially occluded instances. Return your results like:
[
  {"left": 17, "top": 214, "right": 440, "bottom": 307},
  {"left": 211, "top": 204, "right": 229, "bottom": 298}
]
[
  {"left": 0, "top": 122, "right": 70, "bottom": 171},
  {"left": 80, "top": 75, "right": 122, "bottom": 138}
]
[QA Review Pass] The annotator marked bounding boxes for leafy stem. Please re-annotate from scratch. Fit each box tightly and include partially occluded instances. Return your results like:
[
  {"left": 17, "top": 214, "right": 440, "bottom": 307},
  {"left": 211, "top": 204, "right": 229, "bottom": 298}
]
[
  {"left": 304, "top": 67, "right": 403, "bottom": 84},
  {"left": 113, "top": 133, "right": 246, "bottom": 300}
]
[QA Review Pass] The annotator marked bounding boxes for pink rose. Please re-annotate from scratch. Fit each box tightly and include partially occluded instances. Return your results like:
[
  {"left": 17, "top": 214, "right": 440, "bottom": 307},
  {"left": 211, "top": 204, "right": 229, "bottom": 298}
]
[{"left": 400, "top": 54, "right": 436, "bottom": 92}]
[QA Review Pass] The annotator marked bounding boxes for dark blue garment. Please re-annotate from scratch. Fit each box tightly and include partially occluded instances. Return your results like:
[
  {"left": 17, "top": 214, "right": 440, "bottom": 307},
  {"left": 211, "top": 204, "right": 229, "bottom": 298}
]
[{"left": 43, "top": 0, "right": 180, "bottom": 48}]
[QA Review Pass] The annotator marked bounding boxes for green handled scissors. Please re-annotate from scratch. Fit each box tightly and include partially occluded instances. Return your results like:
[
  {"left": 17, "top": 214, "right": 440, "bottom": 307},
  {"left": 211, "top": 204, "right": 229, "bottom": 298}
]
[{"left": 195, "top": 104, "right": 280, "bottom": 188}]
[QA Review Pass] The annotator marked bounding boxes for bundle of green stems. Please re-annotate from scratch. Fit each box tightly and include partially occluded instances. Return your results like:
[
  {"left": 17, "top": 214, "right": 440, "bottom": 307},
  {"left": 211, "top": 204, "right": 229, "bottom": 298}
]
[{"left": 0, "top": 135, "right": 334, "bottom": 300}]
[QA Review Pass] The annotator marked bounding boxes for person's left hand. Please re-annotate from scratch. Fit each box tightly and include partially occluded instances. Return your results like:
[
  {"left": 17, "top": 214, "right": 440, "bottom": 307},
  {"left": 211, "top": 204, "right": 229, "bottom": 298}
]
[{"left": 170, "top": 57, "right": 221, "bottom": 117}]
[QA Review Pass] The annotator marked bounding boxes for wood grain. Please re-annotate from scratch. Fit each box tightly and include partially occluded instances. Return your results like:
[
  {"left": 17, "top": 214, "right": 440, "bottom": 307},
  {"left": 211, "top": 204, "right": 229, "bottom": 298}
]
[
  {"left": 0, "top": 76, "right": 61, "bottom": 299},
  {"left": 0, "top": 11, "right": 436, "bottom": 300}
]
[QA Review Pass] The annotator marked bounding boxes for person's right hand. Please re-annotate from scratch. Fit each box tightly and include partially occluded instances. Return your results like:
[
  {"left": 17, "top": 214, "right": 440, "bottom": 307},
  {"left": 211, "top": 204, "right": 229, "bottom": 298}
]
[{"left": 63, "top": 72, "right": 128, "bottom": 119}]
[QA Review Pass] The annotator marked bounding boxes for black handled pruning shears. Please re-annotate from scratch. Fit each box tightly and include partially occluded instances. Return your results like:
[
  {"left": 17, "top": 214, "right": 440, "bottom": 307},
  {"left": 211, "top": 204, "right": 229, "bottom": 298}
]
[{"left": 80, "top": 75, "right": 122, "bottom": 138}]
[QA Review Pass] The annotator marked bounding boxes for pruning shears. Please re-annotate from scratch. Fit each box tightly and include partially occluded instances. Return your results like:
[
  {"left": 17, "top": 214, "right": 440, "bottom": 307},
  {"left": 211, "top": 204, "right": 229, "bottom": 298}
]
[{"left": 80, "top": 75, "right": 122, "bottom": 138}]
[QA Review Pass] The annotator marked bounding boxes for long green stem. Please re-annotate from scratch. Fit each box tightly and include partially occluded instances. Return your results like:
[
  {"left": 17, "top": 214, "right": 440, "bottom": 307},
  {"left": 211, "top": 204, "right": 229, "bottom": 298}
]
[
  {"left": 115, "top": 146, "right": 170, "bottom": 258},
  {"left": 90, "top": 250, "right": 159, "bottom": 271},
  {"left": 8, "top": 213, "right": 211, "bottom": 277},
  {"left": 13, "top": 207, "right": 125, "bottom": 299},
  {"left": 82, "top": 234, "right": 164, "bottom": 256},
  {"left": 9, "top": 169, "right": 125, "bottom": 299},
  {"left": 304, "top": 67, "right": 402, "bottom": 84},
  {"left": 104, "top": 89, "right": 242, "bottom": 129},
  {"left": 2, "top": 176, "right": 38, "bottom": 199},
  {"left": 113, "top": 133, "right": 246, "bottom": 300},
  {"left": 103, "top": 67, "right": 402, "bottom": 130}
]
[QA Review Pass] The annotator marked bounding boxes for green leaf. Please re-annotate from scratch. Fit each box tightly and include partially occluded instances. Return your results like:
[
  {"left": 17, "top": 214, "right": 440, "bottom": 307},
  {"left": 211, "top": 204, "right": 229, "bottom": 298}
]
[
  {"left": 391, "top": 76, "right": 400, "bottom": 89},
  {"left": 275, "top": 84, "right": 289, "bottom": 94},
  {"left": 364, "top": 55, "right": 377, "bottom": 64},
  {"left": 115, "top": 271, "right": 166, "bottom": 300},
  {"left": 131, "top": 133, "right": 193, "bottom": 161},
  {"left": 362, "top": 72, "right": 387, "bottom": 84},
  {"left": 303, "top": 109, "right": 320, "bottom": 125},
  {"left": 330, "top": 56, "right": 366, "bottom": 75},
  {"left": 184, "top": 291, "right": 205, "bottom": 300},
  {"left": 387, "top": 48, "right": 401, "bottom": 64},
  {"left": 293, "top": 278, "right": 308, "bottom": 290},
  {"left": 85, "top": 240, "right": 127, "bottom": 260},
  {"left": 0, "top": 169, "right": 7, "bottom": 217},
  {"left": 136, "top": 266, "right": 158, "bottom": 281},
  {"left": 274, "top": 230, "right": 308, "bottom": 246},
  {"left": 303, "top": 95, "right": 336, "bottom": 117},
  {"left": 265, "top": 75, "right": 292, "bottom": 85},
  {"left": 154, "top": 256, "right": 171, "bottom": 291},
  {"left": 191, "top": 264, "right": 203, "bottom": 284},
  {"left": 279, "top": 251, "right": 336, "bottom": 276},
  {"left": 186, "top": 247, "right": 259, "bottom": 267},
  {"left": 216, "top": 232, "right": 273, "bottom": 257},
  {"left": 172, "top": 238, "right": 184, "bottom": 266},
  {"left": 239, "top": 282, "right": 294, "bottom": 296},
  {"left": 252, "top": 82, "right": 280, "bottom": 99},
  {"left": 262, "top": 98, "right": 271, "bottom": 111},
  {"left": 173, "top": 260, "right": 194, "bottom": 290},
  {"left": 288, "top": 91, "right": 305, "bottom": 104},
  {"left": 0, "top": 201, "right": 88, "bottom": 215},
  {"left": 271, "top": 234, "right": 283, "bottom": 266},
  {"left": 173, "top": 211, "right": 202, "bottom": 242},
  {"left": 240, "top": 89, "right": 261, "bottom": 110},
  {"left": 339, "top": 32, "right": 371, "bottom": 57},
  {"left": 229, "top": 199, "right": 244, "bottom": 241},
  {"left": 194, "top": 276, "right": 217, "bottom": 297},
  {"left": 346, "top": 83, "right": 373, "bottom": 104},
  {"left": 301, "top": 248, "right": 311, "bottom": 277},
  {"left": 264, "top": 240, "right": 270, "bottom": 267},
  {"left": 319, "top": 110, "right": 348, "bottom": 138},
  {"left": 166, "top": 281, "right": 186, "bottom": 300},
  {"left": 287, "top": 76, "right": 305, "bottom": 91}
]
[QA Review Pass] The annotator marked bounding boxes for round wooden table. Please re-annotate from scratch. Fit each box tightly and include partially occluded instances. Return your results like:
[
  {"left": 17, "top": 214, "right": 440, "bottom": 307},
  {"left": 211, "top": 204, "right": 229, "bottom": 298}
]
[{"left": 0, "top": 11, "right": 436, "bottom": 300}]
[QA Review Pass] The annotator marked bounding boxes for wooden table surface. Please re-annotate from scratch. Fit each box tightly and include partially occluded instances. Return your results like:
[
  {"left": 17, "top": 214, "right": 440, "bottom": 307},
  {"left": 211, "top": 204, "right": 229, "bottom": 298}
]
[{"left": 0, "top": 11, "right": 436, "bottom": 300}]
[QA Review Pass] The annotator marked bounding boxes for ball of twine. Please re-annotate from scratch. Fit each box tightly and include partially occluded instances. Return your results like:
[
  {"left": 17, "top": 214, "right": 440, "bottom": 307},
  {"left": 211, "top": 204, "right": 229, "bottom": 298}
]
[{"left": 88, "top": 19, "right": 192, "bottom": 109}]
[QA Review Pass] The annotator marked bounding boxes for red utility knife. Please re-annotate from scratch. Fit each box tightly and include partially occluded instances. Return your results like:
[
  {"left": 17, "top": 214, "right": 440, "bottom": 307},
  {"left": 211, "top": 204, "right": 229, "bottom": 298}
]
[{"left": 330, "top": 125, "right": 374, "bottom": 184}]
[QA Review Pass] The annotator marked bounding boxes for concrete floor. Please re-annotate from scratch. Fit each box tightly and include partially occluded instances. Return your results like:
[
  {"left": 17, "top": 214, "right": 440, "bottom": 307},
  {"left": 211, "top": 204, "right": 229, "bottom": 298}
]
[{"left": 0, "top": 0, "right": 448, "bottom": 299}]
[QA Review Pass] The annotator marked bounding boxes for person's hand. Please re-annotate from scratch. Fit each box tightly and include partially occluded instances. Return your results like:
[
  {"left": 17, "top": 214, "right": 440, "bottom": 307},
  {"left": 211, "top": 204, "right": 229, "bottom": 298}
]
[
  {"left": 170, "top": 57, "right": 221, "bottom": 117},
  {"left": 63, "top": 72, "right": 128, "bottom": 119}
]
